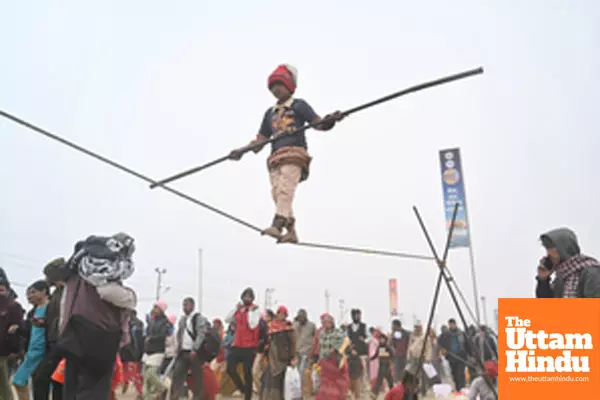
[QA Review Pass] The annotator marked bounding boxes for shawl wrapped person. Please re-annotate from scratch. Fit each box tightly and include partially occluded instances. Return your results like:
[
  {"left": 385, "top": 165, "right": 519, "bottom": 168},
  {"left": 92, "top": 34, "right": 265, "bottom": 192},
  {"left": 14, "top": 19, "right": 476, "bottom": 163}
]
[
  {"left": 57, "top": 233, "right": 137, "bottom": 400},
  {"left": 259, "top": 305, "right": 296, "bottom": 400},
  {"left": 368, "top": 328, "right": 381, "bottom": 387},
  {"left": 315, "top": 314, "right": 349, "bottom": 400}
]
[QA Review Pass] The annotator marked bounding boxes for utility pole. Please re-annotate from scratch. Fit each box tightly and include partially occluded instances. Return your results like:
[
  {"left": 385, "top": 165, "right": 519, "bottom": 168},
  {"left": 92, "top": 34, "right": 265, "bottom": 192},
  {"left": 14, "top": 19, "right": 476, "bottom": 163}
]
[
  {"left": 481, "top": 295, "right": 488, "bottom": 327},
  {"left": 155, "top": 267, "right": 167, "bottom": 301},
  {"left": 339, "top": 299, "right": 346, "bottom": 323},
  {"left": 325, "top": 290, "right": 330, "bottom": 314},
  {"left": 493, "top": 308, "right": 498, "bottom": 332},
  {"left": 198, "top": 249, "right": 203, "bottom": 313},
  {"left": 264, "top": 288, "right": 275, "bottom": 310}
]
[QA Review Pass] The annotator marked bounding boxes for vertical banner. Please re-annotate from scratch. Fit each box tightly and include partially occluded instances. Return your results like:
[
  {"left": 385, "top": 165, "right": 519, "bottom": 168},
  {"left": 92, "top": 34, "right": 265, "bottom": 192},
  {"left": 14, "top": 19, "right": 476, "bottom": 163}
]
[
  {"left": 389, "top": 279, "right": 398, "bottom": 317},
  {"left": 439, "top": 148, "right": 470, "bottom": 248}
]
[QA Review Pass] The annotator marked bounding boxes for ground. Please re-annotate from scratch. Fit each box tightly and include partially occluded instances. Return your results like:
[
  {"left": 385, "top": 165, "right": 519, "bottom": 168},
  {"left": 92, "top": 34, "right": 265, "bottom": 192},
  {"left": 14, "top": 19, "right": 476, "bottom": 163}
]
[{"left": 117, "top": 392, "right": 443, "bottom": 399}]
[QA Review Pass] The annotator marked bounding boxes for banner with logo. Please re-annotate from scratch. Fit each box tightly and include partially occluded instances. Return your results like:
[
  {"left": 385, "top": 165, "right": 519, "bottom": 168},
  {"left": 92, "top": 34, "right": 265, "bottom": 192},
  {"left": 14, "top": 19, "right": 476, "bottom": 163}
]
[
  {"left": 439, "top": 148, "right": 470, "bottom": 248},
  {"left": 498, "top": 298, "right": 600, "bottom": 399},
  {"left": 389, "top": 279, "right": 398, "bottom": 317}
]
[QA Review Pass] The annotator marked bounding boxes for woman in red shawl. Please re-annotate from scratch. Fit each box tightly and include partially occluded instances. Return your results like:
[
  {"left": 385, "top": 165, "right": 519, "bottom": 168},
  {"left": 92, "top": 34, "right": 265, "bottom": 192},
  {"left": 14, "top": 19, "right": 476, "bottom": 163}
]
[
  {"left": 315, "top": 314, "right": 349, "bottom": 400},
  {"left": 260, "top": 305, "right": 296, "bottom": 400}
]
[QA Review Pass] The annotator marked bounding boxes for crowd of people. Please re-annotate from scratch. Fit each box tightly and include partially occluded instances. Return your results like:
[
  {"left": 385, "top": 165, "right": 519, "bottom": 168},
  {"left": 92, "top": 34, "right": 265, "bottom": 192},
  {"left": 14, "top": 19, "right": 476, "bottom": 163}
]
[{"left": 0, "top": 227, "right": 597, "bottom": 400}]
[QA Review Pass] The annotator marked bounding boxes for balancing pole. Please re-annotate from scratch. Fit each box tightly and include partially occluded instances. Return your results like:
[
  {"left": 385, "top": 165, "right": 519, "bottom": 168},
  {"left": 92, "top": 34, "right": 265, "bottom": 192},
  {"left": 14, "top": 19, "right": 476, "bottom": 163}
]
[
  {"left": 412, "top": 205, "right": 498, "bottom": 399},
  {"left": 149, "top": 67, "right": 484, "bottom": 189}
]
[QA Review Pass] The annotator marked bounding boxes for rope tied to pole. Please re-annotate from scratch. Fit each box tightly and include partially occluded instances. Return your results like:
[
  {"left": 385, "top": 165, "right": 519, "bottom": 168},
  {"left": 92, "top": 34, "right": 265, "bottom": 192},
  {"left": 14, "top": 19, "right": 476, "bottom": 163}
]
[{"left": 0, "top": 109, "right": 433, "bottom": 262}]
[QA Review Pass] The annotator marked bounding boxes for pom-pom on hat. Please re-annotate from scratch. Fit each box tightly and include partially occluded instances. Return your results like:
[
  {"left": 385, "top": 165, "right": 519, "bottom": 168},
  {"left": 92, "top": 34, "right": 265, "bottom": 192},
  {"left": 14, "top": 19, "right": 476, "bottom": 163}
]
[{"left": 268, "top": 64, "right": 298, "bottom": 94}]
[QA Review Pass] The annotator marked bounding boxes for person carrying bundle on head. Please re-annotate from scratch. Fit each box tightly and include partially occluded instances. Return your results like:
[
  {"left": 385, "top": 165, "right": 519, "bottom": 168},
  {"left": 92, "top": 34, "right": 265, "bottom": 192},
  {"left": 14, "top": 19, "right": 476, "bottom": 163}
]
[{"left": 229, "top": 64, "right": 344, "bottom": 243}]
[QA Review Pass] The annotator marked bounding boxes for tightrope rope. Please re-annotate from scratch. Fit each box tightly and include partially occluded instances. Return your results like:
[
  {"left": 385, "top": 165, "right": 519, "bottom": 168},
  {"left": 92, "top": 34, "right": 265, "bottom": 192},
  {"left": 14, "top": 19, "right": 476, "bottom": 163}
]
[{"left": 0, "top": 109, "right": 434, "bottom": 261}]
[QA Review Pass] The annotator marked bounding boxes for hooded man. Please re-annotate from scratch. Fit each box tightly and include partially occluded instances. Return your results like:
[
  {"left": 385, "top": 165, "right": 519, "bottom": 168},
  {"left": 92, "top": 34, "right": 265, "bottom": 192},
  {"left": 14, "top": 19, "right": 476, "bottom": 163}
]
[
  {"left": 536, "top": 227, "right": 600, "bottom": 298},
  {"left": 225, "top": 288, "right": 261, "bottom": 400}
]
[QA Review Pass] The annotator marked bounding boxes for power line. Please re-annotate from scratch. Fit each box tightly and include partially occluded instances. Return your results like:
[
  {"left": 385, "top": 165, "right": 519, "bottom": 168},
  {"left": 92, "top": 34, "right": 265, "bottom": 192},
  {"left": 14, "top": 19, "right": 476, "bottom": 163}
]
[{"left": 0, "top": 109, "right": 434, "bottom": 262}]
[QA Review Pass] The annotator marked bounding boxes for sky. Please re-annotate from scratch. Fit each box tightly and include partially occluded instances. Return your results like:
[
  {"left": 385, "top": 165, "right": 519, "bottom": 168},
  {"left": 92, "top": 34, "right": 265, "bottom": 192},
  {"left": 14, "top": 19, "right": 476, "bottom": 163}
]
[{"left": 1, "top": 1, "right": 599, "bottom": 330}]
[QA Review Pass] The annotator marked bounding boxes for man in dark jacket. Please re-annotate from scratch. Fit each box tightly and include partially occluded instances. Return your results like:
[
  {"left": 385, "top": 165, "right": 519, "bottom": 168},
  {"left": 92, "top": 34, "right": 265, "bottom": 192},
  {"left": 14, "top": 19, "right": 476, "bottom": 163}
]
[
  {"left": 438, "top": 318, "right": 471, "bottom": 390},
  {"left": 390, "top": 319, "right": 411, "bottom": 383},
  {"left": 143, "top": 301, "right": 171, "bottom": 398},
  {"left": 0, "top": 272, "right": 24, "bottom": 400},
  {"left": 120, "top": 310, "right": 144, "bottom": 398},
  {"left": 32, "top": 258, "right": 71, "bottom": 400},
  {"left": 347, "top": 309, "right": 369, "bottom": 398},
  {"left": 536, "top": 228, "right": 600, "bottom": 298}
]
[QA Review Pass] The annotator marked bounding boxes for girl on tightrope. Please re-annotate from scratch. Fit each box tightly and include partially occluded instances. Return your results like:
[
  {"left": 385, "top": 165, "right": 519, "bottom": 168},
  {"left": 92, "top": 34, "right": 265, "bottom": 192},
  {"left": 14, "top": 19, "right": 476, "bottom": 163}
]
[{"left": 230, "top": 64, "right": 344, "bottom": 243}]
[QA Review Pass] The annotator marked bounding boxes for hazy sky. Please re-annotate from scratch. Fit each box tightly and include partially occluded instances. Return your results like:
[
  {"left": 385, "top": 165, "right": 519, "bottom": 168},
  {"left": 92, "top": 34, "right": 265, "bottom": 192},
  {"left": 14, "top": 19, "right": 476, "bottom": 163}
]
[{"left": 1, "top": 1, "right": 598, "bottom": 329}]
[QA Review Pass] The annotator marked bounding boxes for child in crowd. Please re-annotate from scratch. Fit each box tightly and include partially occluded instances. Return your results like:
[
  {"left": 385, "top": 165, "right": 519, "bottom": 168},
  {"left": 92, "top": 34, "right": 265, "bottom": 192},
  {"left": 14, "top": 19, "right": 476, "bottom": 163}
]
[{"left": 371, "top": 333, "right": 394, "bottom": 397}]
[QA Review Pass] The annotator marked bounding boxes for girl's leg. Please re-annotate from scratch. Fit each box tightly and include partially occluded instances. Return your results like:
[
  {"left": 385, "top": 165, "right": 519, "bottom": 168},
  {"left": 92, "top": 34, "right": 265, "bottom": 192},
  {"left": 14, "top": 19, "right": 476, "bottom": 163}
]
[
  {"left": 262, "top": 167, "right": 287, "bottom": 239},
  {"left": 385, "top": 369, "right": 394, "bottom": 391},
  {"left": 277, "top": 164, "right": 302, "bottom": 243},
  {"left": 372, "top": 367, "right": 384, "bottom": 395},
  {"left": 276, "top": 164, "right": 301, "bottom": 219}
]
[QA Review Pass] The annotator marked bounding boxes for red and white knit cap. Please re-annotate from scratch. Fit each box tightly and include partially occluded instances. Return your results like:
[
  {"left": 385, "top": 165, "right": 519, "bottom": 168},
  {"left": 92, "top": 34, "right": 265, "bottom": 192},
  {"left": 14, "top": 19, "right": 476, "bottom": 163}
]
[{"left": 268, "top": 64, "right": 298, "bottom": 94}]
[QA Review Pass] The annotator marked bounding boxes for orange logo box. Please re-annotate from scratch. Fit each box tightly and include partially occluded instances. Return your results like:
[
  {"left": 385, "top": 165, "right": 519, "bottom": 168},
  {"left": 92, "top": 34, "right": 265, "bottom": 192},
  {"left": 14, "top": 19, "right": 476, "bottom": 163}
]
[{"left": 498, "top": 298, "right": 600, "bottom": 399}]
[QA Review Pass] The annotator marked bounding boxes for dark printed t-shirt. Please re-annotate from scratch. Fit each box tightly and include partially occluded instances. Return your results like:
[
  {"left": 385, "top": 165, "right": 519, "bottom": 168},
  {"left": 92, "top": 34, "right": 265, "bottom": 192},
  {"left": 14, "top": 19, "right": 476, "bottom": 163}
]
[{"left": 259, "top": 98, "right": 319, "bottom": 153}]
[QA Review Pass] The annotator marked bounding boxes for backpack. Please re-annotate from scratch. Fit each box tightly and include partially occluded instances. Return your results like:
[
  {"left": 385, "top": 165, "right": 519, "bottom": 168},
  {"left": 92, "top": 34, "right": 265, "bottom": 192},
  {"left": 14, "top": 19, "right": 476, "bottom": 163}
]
[{"left": 186, "top": 314, "right": 221, "bottom": 362}]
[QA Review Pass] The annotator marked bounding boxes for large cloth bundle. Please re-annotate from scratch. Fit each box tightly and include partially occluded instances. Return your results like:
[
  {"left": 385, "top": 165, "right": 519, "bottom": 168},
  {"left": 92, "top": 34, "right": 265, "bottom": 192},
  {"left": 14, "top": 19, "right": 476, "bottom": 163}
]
[{"left": 67, "top": 232, "right": 135, "bottom": 286}]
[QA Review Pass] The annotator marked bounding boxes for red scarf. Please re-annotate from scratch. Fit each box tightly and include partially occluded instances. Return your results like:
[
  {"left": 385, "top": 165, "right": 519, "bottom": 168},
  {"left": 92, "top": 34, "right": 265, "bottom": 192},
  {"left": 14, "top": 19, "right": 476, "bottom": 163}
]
[{"left": 268, "top": 319, "right": 293, "bottom": 335}]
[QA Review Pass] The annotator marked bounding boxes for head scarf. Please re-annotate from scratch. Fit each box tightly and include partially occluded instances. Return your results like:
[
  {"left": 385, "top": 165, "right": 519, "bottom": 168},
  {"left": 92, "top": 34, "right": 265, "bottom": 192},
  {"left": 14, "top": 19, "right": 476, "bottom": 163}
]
[
  {"left": 44, "top": 257, "right": 71, "bottom": 284},
  {"left": 154, "top": 301, "right": 168, "bottom": 313},
  {"left": 276, "top": 305, "right": 288, "bottom": 317},
  {"left": 318, "top": 314, "right": 345, "bottom": 360}
]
